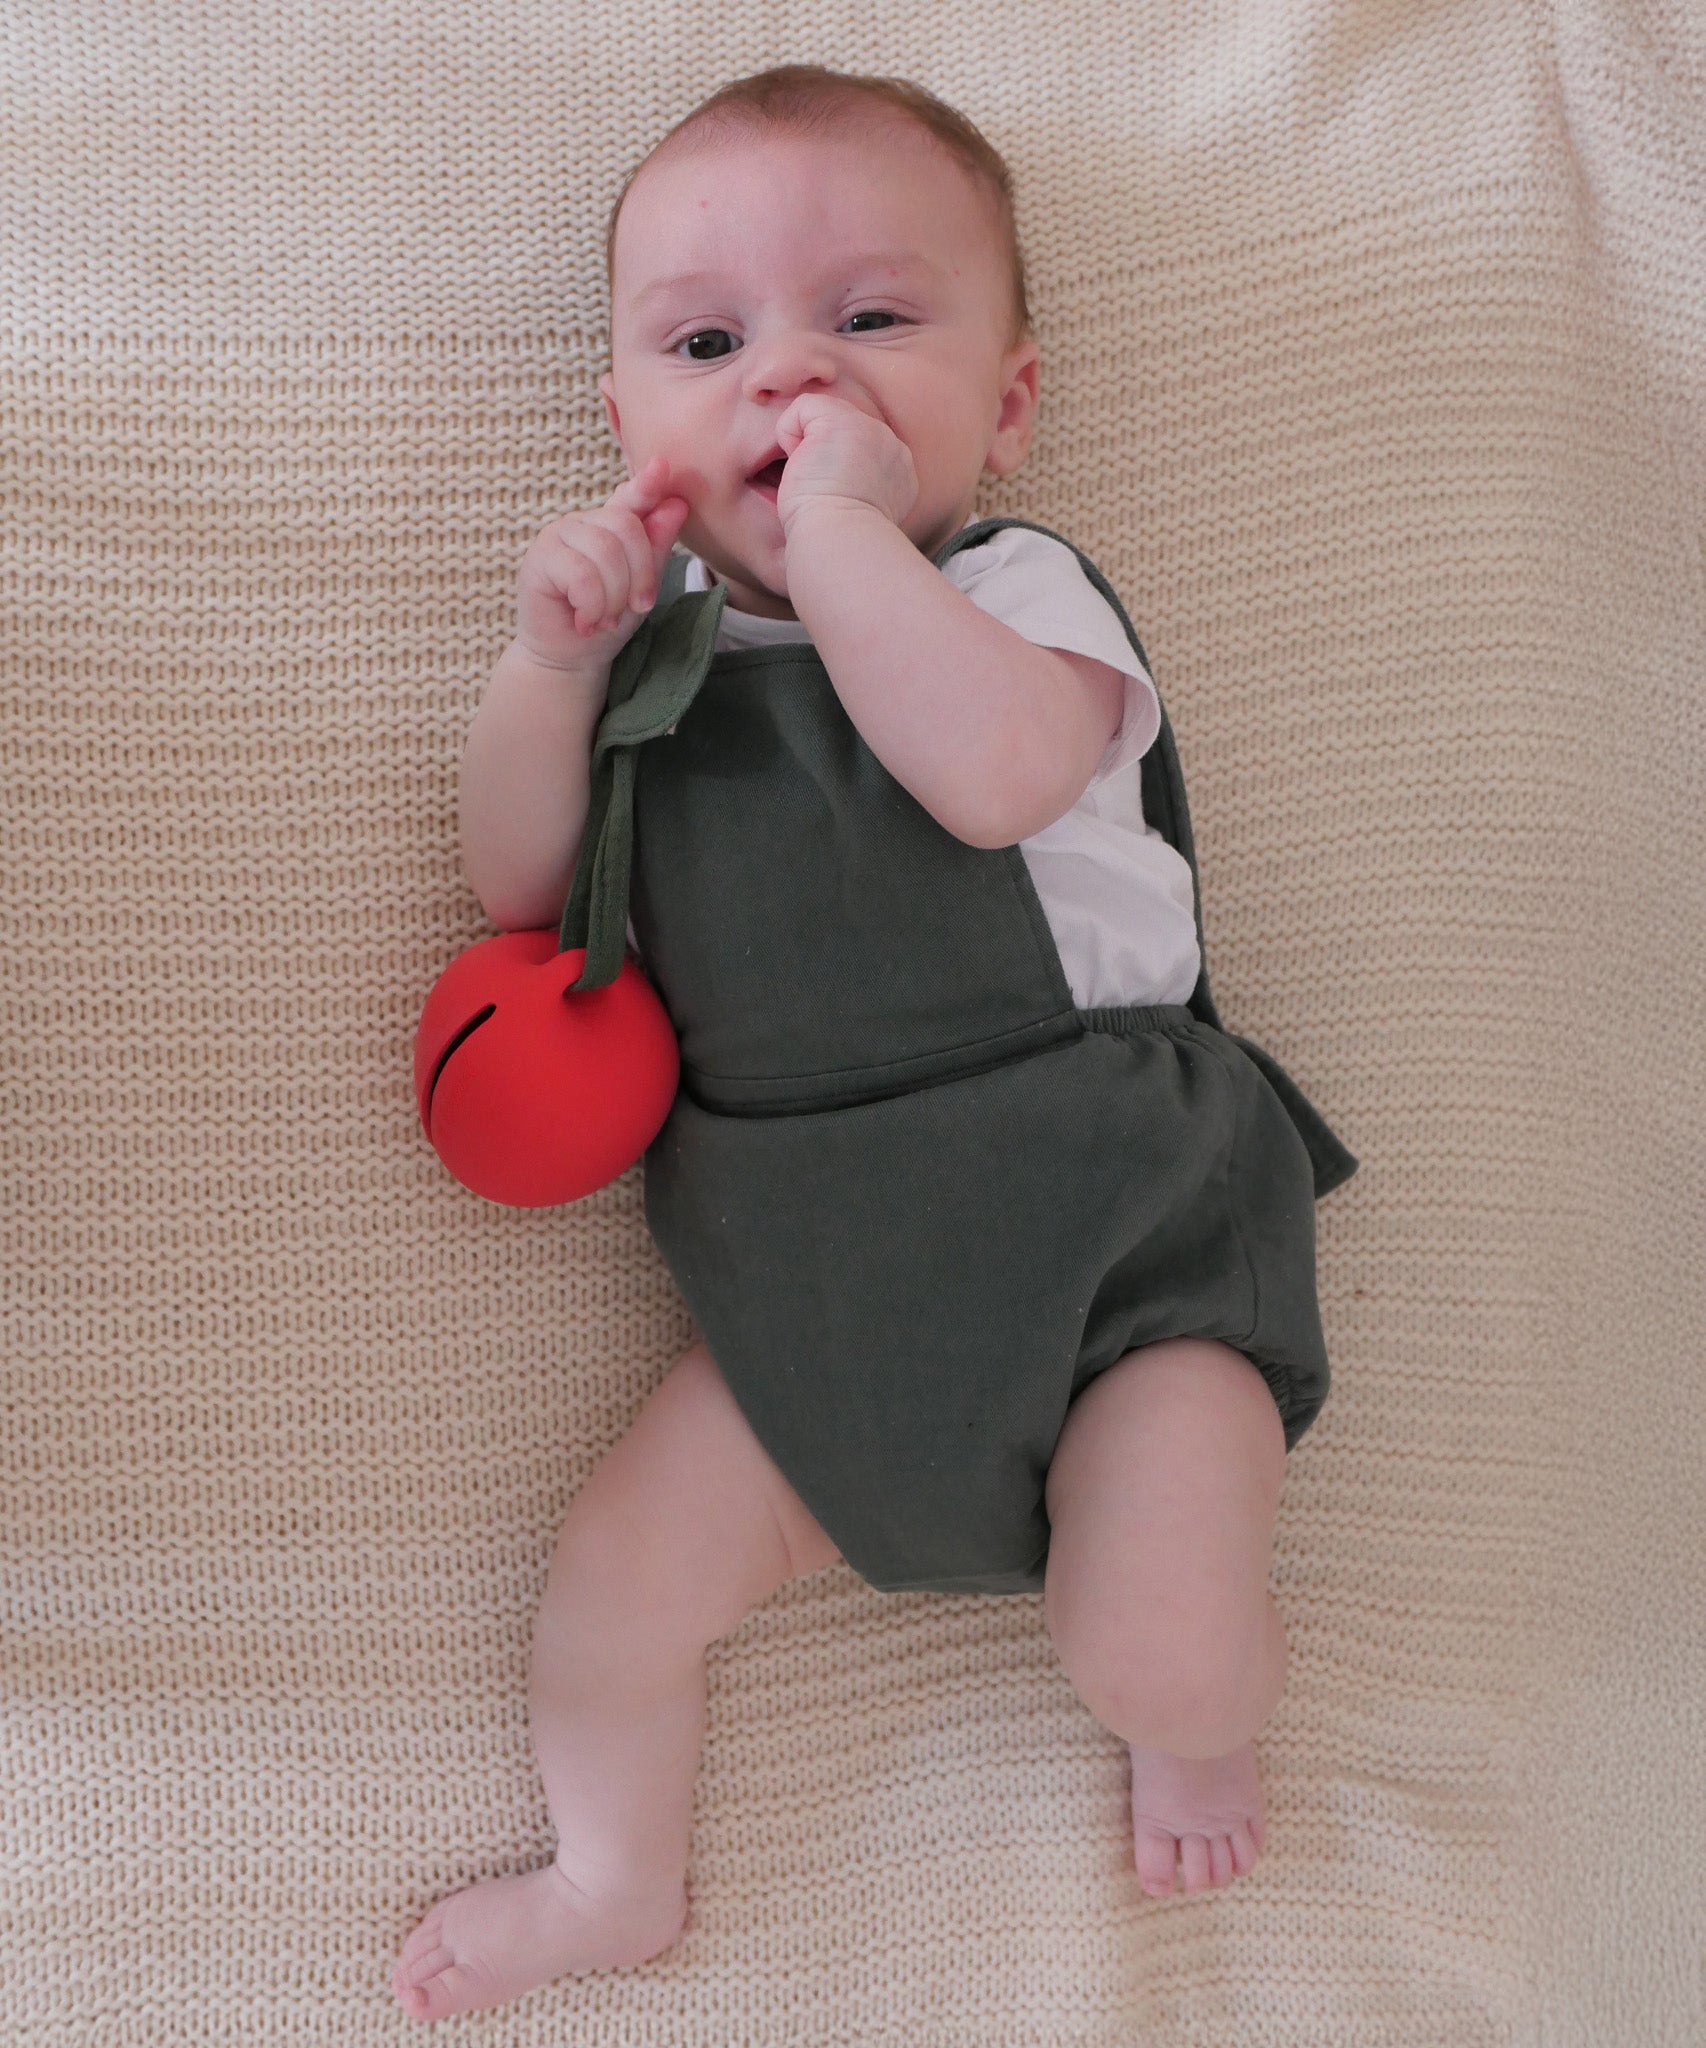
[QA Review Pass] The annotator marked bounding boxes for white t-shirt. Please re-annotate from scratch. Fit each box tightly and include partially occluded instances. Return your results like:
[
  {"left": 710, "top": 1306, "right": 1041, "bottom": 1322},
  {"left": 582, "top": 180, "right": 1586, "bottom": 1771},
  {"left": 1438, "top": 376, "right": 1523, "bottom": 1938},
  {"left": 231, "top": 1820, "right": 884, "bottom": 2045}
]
[{"left": 627, "top": 524, "right": 1202, "bottom": 1009}]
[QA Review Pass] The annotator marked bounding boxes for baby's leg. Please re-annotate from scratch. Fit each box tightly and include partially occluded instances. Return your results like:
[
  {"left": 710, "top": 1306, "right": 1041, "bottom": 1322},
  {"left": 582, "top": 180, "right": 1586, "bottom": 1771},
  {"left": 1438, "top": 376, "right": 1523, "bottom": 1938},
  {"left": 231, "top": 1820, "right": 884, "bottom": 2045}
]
[
  {"left": 392, "top": 1338, "right": 840, "bottom": 2024},
  {"left": 1043, "top": 1337, "right": 1289, "bottom": 1899}
]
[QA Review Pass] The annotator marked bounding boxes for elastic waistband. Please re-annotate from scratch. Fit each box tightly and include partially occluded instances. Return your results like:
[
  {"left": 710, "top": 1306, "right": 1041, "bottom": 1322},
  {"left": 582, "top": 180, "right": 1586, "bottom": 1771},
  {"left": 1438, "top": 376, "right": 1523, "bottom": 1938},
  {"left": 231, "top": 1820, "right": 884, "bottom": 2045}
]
[
  {"left": 1078, "top": 1003, "right": 1199, "bottom": 1037},
  {"left": 679, "top": 1005, "right": 1203, "bottom": 1120}
]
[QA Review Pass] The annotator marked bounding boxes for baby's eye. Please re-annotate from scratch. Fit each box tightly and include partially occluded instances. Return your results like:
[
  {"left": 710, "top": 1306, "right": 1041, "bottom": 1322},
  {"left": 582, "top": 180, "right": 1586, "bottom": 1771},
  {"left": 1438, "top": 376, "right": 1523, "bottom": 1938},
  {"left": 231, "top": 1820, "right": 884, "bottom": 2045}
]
[
  {"left": 675, "top": 329, "right": 735, "bottom": 362},
  {"left": 663, "top": 307, "right": 905, "bottom": 360}
]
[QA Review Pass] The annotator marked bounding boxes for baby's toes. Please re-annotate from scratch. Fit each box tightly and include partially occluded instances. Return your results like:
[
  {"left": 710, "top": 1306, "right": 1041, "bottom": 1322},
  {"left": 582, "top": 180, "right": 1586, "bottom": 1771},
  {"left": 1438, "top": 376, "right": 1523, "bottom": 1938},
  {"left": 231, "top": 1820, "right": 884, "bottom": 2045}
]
[
  {"left": 392, "top": 1908, "right": 446, "bottom": 1985},
  {"left": 394, "top": 1954, "right": 487, "bottom": 2025},
  {"left": 1189, "top": 1830, "right": 1255, "bottom": 1891},
  {"left": 1228, "top": 1819, "right": 1260, "bottom": 1875},
  {"left": 391, "top": 1939, "right": 451, "bottom": 2014},
  {"left": 391, "top": 1905, "right": 468, "bottom": 2022},
  {"left": 1134, "top": 1822, "right": 1180, "bottom": 1898}
]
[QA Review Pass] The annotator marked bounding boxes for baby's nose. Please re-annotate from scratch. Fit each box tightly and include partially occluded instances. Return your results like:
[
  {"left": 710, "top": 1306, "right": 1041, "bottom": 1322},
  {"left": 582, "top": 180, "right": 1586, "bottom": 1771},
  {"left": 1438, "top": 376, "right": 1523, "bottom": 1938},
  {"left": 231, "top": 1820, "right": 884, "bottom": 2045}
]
[{"left": 740, "top": 330, "right": 838, "bottom": 403}]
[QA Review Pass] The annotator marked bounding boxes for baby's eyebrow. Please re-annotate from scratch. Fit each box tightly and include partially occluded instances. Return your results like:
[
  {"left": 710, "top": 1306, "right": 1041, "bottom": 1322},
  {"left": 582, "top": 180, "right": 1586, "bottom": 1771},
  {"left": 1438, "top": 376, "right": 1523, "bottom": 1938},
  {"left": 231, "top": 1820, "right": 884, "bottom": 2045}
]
[{"left": 629, "top": 252, "right": 942, "bottom": 313}]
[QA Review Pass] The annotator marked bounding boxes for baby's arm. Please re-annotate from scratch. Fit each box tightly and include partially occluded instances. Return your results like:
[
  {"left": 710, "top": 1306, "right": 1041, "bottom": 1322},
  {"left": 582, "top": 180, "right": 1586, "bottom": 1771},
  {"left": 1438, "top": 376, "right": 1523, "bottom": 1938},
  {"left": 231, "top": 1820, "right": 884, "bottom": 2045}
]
[
  {"left": 460, "top": 644, "right": 607, "bottom": 930},
  {"left": 460, "top": 459, "right": 689, "bottom": 928},
  {"left": 786, "top": 504, "right": 1125, "bottom": 849}
]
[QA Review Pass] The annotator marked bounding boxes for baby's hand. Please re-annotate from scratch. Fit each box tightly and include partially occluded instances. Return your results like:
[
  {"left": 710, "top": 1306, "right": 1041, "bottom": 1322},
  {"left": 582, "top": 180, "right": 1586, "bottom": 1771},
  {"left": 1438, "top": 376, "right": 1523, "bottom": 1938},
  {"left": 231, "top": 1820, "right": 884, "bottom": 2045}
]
[
  {"left": 773, "top": 394, "right": 918, "bottom": 540},
  {"left": 514, "top": 455, "right": 690, "bottom": 675}
]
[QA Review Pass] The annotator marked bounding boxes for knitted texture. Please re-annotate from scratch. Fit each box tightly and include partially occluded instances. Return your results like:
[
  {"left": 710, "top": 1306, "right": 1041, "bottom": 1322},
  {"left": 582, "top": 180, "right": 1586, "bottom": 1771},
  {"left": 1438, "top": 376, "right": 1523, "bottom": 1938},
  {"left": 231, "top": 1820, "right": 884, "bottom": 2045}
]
[{"left": 4, "top": 2, "right": 1703, "bottom": 2043}]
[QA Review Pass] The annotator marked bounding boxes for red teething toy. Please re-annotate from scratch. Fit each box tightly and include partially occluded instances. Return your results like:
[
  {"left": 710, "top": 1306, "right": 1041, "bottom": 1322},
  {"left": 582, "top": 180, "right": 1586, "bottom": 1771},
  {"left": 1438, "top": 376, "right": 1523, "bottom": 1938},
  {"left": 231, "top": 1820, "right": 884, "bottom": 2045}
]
[
  {"left": 414, "top": 929, "right": 678, "bottom": 1207},
  {"left": 415, "top": 580, "right": 723, "bottom": 1206}
]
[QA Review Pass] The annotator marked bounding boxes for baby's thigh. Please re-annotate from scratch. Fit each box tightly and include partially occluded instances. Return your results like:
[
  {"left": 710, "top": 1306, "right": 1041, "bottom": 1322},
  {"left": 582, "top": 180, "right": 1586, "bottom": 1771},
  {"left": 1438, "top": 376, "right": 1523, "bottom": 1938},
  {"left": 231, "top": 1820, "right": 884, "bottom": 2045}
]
[{"left": 554, "top": 1338, "right": 841, "bottom": 1653}]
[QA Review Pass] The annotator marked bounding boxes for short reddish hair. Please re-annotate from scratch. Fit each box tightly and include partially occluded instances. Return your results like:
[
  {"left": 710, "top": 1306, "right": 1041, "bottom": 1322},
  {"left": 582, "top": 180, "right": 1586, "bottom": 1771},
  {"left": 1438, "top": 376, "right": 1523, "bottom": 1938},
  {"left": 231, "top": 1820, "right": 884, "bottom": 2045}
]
[{"left": 604, "top": 64, "right": 1033, "bottom": 352}]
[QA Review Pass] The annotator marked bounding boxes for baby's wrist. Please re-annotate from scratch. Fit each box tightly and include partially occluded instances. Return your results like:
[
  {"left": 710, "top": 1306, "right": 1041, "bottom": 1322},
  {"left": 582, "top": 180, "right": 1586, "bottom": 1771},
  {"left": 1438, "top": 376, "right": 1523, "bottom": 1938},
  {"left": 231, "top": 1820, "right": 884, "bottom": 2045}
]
[
  {"left": 781, "top": 495, "right": 893, "bottom": 555},
  {"left": 500, "top": 634, "right": 613, "bottom": 697},
  {"left": 782, "top": 501, "right": 900, "bottom": 622}
]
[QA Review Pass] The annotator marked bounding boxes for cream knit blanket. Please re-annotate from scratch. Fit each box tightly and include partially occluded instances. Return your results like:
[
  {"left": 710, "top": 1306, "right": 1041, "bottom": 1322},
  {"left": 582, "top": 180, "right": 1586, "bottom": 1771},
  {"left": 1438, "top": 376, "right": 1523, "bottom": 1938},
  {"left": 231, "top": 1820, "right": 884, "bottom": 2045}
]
[{"left": 5, "top": 3, "right": 1703, "bottom": 2042}]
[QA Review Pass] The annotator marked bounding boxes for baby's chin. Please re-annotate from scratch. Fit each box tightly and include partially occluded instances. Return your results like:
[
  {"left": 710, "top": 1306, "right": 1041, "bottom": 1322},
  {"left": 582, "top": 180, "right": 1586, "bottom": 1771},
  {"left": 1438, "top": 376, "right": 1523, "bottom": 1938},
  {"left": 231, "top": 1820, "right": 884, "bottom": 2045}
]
[
  {"left": 714, "top": 573, "right": 800, "bottom": 621},
  {"left": 696, "top": 557, "right": 794, "bottom": 618},
  {"left": 693, "top": 539, "right": 798, "bottom": 619}
]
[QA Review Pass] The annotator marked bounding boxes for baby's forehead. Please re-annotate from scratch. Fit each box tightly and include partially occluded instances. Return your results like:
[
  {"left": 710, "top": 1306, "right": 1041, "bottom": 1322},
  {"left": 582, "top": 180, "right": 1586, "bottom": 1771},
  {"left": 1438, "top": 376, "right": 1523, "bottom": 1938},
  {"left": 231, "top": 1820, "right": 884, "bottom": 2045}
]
[
  {"left": 638, "top": 118, "right": 984, "bottom": 225},
  {"left": 611, "top": 122, "right": 1009, "bottom": 328}
]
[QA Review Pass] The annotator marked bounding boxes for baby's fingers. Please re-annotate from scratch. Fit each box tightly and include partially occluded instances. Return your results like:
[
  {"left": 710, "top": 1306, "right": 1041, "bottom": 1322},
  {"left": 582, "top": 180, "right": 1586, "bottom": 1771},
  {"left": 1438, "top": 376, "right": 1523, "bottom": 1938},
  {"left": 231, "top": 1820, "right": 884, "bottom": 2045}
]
[
  {"left": 584, "top": 502, "right": 668, "bottom": 620},
  {"left": 620, "top": 498, "right": 691, "bottom": 612},
  {"left": 548, "top": 519, "right": 629, "bottom": 634},
  {"left": 610, "top": 458, "right": 689, "bottom": 608}
]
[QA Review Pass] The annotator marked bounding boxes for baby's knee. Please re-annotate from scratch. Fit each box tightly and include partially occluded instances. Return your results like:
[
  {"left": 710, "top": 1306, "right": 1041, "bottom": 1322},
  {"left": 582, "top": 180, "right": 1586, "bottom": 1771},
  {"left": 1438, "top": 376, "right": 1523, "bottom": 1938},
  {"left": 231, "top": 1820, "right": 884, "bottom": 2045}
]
[{"left": 1046, "top": 1575, "right": 1281, "bottom": 1754}]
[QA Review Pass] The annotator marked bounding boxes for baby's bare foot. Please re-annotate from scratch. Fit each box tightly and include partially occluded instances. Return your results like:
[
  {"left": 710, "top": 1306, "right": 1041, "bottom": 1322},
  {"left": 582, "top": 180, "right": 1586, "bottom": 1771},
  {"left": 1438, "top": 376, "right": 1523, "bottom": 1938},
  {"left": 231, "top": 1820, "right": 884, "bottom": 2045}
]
[
  {"left": 391, "top": 1861, "right": 687, "bottom": 2023},
  {"left": 1128, "top": 1738, "right": 1266, "bottom": 1898}
]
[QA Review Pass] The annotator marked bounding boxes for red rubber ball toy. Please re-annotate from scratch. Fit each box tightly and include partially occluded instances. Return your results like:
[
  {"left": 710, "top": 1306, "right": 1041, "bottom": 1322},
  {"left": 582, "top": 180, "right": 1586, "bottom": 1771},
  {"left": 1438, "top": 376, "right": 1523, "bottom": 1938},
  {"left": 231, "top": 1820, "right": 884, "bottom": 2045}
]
[{"left": 414, "top": 929, "right": 679, "bottom": 1207}]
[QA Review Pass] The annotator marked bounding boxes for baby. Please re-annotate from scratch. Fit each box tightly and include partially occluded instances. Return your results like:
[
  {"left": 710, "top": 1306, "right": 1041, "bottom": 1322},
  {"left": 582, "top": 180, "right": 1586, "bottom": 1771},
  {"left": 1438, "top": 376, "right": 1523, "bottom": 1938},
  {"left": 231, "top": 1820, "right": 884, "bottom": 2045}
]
[{"left": 394, "top": 63, "right": 1355, "bottom": 2025}]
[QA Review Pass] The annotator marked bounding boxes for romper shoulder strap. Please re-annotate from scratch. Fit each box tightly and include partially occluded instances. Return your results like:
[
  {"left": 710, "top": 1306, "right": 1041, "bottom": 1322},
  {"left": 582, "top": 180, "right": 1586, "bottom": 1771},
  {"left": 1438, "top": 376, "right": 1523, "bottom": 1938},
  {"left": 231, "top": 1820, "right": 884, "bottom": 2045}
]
[
  {"left": 934, "top": 516, "right": 1224, "bottom": 1034},
  {"left": 935, "top": 518, "right": 1358, "bottom": 1200},
  {"left": 556, "top": 563, "right": 726, "bottom": 988}
]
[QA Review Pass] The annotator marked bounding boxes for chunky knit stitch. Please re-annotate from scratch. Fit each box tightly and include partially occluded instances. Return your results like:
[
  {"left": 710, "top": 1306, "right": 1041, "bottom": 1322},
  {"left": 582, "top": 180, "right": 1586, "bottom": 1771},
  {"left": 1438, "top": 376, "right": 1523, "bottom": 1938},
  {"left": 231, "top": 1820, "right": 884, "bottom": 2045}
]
[{"left": 3, "top": 3, "right": 1702, "bottom": 2042}]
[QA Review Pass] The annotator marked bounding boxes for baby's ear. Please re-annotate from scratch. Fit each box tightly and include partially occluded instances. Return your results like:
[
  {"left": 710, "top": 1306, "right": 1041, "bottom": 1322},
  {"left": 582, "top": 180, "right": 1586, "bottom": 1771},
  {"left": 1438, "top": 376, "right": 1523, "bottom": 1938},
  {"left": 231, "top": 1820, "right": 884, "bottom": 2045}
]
[{"left": 598, "top": 372, "right": 624, "bottom": 450}]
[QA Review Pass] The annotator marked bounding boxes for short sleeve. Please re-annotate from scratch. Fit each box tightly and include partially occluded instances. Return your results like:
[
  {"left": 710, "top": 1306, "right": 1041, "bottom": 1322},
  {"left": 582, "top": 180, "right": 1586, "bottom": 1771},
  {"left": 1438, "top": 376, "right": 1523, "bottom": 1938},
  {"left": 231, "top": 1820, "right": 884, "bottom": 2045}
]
[{"left": 944, "top": 527, "right": 1161, "bottom": 786}]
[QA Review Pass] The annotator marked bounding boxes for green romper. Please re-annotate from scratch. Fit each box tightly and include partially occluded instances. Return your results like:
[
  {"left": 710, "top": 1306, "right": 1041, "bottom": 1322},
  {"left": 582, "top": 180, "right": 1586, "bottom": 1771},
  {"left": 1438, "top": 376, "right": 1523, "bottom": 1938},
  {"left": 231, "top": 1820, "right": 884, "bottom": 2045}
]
[{"left": 561, "top": 516, "right": 1358, "bottom": 1597}]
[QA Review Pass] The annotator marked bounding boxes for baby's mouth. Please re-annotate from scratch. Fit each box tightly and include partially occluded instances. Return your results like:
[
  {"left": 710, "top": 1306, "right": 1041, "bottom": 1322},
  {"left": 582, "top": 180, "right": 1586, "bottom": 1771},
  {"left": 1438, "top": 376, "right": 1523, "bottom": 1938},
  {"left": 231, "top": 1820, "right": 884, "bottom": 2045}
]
[{"left": 747, "top": 455, "right": 786, "bottom": 500}]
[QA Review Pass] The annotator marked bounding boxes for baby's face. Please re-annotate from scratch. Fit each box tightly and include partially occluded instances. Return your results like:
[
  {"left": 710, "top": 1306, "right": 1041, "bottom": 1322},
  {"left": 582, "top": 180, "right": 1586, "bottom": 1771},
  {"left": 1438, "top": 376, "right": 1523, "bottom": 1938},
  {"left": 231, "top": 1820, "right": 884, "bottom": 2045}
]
[{"left": 599, "top": 123, "right": 1039, "bottom": 618}]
